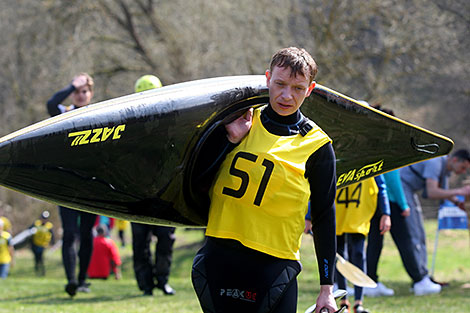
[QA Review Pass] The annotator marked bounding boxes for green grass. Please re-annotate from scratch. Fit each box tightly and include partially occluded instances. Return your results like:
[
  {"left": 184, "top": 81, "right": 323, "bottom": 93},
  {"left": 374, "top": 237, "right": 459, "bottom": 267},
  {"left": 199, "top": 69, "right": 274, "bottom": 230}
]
[{"left": 1, "top": 221, "right": 469, "bottom": 313}]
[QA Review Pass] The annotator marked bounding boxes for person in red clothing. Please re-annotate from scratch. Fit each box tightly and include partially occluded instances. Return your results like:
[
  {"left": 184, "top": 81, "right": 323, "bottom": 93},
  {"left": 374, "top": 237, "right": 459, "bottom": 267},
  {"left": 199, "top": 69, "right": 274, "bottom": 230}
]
[{"left": 87, "top": 224, "right": 121, "bottom": 280}]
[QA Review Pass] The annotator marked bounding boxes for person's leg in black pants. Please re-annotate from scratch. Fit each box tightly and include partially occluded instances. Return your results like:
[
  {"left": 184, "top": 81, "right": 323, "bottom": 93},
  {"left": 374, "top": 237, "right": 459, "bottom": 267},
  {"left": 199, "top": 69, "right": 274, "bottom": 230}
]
[
  {"left": 132, "top": 223, "right": 154, "bottom": 295},
  {"left": 59, "top": 206, "right": 79, "bottom": 284},
  {"left": 271, "top": 276, "right": 298, "bottom": 313},
  {"left": 77, "top": 211, "right": 96, "bottom": 288},
  {"left": 153, "top": 226, "right": 176, "bottom": 292},
  {"left": 366, "top": 208, "right": 382, "bottom": 283},
  {"left": 32, "top": 244, "right": 45, "bottom": 276},
  {"left": 347, "top": 234, "right": 366, "bottom": 303}
]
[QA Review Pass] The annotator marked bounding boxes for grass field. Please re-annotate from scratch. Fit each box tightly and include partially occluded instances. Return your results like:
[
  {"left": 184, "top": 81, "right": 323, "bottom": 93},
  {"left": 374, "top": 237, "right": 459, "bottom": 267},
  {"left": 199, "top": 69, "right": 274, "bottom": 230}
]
[{"left": 1, "top": 220, "right": 469, "bottom": 313}]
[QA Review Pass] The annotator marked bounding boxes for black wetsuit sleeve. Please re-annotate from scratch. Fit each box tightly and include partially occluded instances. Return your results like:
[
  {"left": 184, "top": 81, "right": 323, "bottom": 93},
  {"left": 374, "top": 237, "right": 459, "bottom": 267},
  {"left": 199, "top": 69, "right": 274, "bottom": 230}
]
[
  {"left": 196, "top": 126, "right": 237, "bottom": 180},
  {"left": 46, "top": 84, "right": 75, "bottom": 117},
  {"left": 194, "top": 125, "right": 238, "bottom": 203},
  {"left": 305, "top": 142, "right": 337, "bottom": 285}
]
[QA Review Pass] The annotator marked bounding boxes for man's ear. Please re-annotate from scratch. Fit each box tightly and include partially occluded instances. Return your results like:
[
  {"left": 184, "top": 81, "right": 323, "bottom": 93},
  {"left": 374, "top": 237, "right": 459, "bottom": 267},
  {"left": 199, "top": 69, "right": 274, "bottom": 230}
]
[
  {"left": 265, "top": 70, "right": 271, "bottom": 87},
  {"left": 306, "top": 82, "right": 316, "bottom": 96}
]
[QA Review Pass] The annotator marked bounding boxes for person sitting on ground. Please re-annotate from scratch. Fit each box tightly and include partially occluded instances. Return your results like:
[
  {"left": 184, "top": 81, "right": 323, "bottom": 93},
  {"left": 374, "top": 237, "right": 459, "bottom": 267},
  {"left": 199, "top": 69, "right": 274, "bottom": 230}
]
[{"left": 87, "top": 224, "right": 122, "bottom": 280}]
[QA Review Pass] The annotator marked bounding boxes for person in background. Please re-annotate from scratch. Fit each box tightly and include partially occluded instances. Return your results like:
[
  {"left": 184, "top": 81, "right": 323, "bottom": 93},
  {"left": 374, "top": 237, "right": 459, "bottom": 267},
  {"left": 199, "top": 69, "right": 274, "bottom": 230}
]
[
  {"left": 397, "top": 148, "right": 470, "bottom": 295},
  {"left": 0, "top": 205, "right": 12, "bottom": 234},
  {"left": 131, "top": 75, "right": 176, "bottom": 297},
  {"left": 87, "top": 224, "right": 122, "bottom": 280},
  {"left": 115, "top": 219, "right": 130, "bottom": 247},
  {"left": 0, "top": 218, "right": 14, "bottom": 279},
  {"left": 333, "top": 176, "right": 390, "bottom": 313},
  {"left": 30, "top": 210, "right": 54, "bottom": 276},
  {"left": 192, "top": 47, "right": 337, "bottom": 313},
  {"left": 46, "top": 72, "right": 97, "bottom": 296}
]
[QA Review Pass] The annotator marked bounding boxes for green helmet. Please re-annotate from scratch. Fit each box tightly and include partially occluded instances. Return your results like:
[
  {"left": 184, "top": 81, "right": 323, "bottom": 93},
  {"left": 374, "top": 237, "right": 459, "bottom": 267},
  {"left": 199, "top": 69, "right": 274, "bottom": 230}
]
[{"left": 134, "top": 75, "right": 162, "bottom": 92}]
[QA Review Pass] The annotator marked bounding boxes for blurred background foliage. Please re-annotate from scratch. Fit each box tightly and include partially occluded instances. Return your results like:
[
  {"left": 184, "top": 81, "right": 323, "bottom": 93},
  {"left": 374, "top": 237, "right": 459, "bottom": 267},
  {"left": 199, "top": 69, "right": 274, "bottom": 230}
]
[{"left": 0, "top": 0, "right": 468, "bottom": 230}]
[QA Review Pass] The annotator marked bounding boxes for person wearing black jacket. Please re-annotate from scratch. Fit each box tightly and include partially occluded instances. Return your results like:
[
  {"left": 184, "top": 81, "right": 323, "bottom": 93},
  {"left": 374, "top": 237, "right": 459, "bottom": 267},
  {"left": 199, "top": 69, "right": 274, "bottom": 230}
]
[
  {"left": 192, "top": 47, "right": 337, "bottom": 313},
  {"left": 46, "top": 73, "right": 97, "bottom": 297},
  {"left": 130, "top": 75, "right": 176, "bottom": 297}
]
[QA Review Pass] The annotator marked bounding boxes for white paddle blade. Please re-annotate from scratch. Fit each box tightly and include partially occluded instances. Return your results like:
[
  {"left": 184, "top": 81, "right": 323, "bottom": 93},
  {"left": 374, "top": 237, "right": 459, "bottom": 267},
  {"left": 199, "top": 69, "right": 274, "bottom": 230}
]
[{"left": 335, "top": 253, "right": 377, "bottom": 288}]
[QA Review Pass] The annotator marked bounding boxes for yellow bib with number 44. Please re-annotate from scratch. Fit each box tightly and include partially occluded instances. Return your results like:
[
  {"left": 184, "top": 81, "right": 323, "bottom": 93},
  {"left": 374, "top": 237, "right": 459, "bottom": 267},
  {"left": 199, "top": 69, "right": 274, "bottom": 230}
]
[{"left": 335, "top": 178, "right": 378, "bottom": 236}]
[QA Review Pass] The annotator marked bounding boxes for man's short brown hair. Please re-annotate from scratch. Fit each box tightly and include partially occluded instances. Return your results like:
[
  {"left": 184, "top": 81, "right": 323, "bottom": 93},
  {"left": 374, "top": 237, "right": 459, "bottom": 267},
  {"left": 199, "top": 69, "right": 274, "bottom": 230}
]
[
  {"left": 453, "top": 149, "right": 470, "bottom": 162},
  {"left": 269, "top": 47, "right": 318, "bottom": 83}
]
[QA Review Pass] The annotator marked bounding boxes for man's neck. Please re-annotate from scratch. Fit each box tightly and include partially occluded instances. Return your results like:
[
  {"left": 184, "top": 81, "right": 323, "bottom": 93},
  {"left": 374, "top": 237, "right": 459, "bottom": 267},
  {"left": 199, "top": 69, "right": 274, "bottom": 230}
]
[
  {"left": 264, "top": 104, "right": 301, "bottom": 125},
  {"left": 260, "top": 105, "right": 304, "bottom": 136}
]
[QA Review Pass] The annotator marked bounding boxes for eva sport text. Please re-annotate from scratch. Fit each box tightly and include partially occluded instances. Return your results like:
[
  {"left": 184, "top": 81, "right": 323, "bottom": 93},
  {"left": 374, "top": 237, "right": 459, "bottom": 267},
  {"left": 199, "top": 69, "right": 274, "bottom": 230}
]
[{"left": 336, "top": 160, "right": 384, "bottom": 186}]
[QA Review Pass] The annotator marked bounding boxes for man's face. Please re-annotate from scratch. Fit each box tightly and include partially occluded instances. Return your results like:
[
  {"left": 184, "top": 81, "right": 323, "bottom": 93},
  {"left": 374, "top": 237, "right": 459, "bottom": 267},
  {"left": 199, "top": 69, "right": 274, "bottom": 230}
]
[
  {"left": 266, "top": 66, "right": 314, "bottom": 116},
  {"left": 450, "top": 158, "right": 470, "bottom": 175},
  {"left": 71, "top": 85, "right": 93, "bottom": 108}
]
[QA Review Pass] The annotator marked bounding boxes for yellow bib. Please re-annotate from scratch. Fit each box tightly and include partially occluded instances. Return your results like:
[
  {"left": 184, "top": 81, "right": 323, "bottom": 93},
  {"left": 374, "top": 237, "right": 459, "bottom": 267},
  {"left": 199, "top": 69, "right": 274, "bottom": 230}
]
[
  {"left": 335, "top": 178, "right": 378, "bottom": 236},
  {"left": 116, "top": 219, "right": 130, "bottom": 231},
  {"left": 206, "top": 107, "right": 331, "bottom": 260},
  {"left": 0, "top": 231, "right": 12, "bottom": 264},
  {"left": 32, "top": 220, "right": 53, "bottom": 247}
]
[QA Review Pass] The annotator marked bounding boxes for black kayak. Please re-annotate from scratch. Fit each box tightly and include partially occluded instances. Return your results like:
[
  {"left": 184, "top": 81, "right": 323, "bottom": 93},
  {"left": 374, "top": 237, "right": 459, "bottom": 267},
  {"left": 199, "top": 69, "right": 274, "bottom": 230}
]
[{"left": 0, "top": 76, "right": 453, "bottom": 226}]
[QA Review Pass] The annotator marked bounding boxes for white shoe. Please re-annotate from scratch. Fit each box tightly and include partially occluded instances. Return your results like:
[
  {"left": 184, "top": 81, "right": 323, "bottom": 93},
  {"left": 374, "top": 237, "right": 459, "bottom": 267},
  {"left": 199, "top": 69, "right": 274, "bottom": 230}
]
[
  {"left": 413, "top": 276, "right": 441, "bottom": 296},
  {"left": 364, "top": 282, "right": 395, "bottom": 297}
]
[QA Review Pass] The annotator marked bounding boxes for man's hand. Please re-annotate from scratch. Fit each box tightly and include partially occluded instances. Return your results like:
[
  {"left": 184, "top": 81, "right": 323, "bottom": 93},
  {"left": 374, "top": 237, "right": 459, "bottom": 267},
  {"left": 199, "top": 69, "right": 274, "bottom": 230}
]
[
  {"left": 450, "top": 195, "right": 467, "bottom": 211},
  {"left": 401, "top": 207, "right": 411, "bottom": 217},
  {"left": 315, "top": 285, "right": 337, "bottom": 313},
  {"left": 458, "top": 185, "right": 470, "bottom": 197},
  {"left": 379, "top": 214, "right": 391, "bottom": 235},
  {"left": 455, "top": 199, "right": 466, "bottom": 211},
  {"left": 225, "top": 108, "right": 253, "bottom": 144},
  {"left": 72, "top": 74, "right": 88, "bottom": 89},
  {"left": 304, "top": 219, "right": 312, "bottom": 234}
]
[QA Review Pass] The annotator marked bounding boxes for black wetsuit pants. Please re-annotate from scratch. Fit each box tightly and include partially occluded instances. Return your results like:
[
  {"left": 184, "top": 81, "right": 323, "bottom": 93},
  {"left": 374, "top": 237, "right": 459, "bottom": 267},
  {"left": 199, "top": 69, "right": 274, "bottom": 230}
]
[
  {"left": 131, "top": 223, "right": 176, "bottom": 292},
  {"left": 59, "top": 206, "right": 96, "bottom": 284},
  {"left": 192, "top": 237, "right": 301, "bottom": 313}
]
